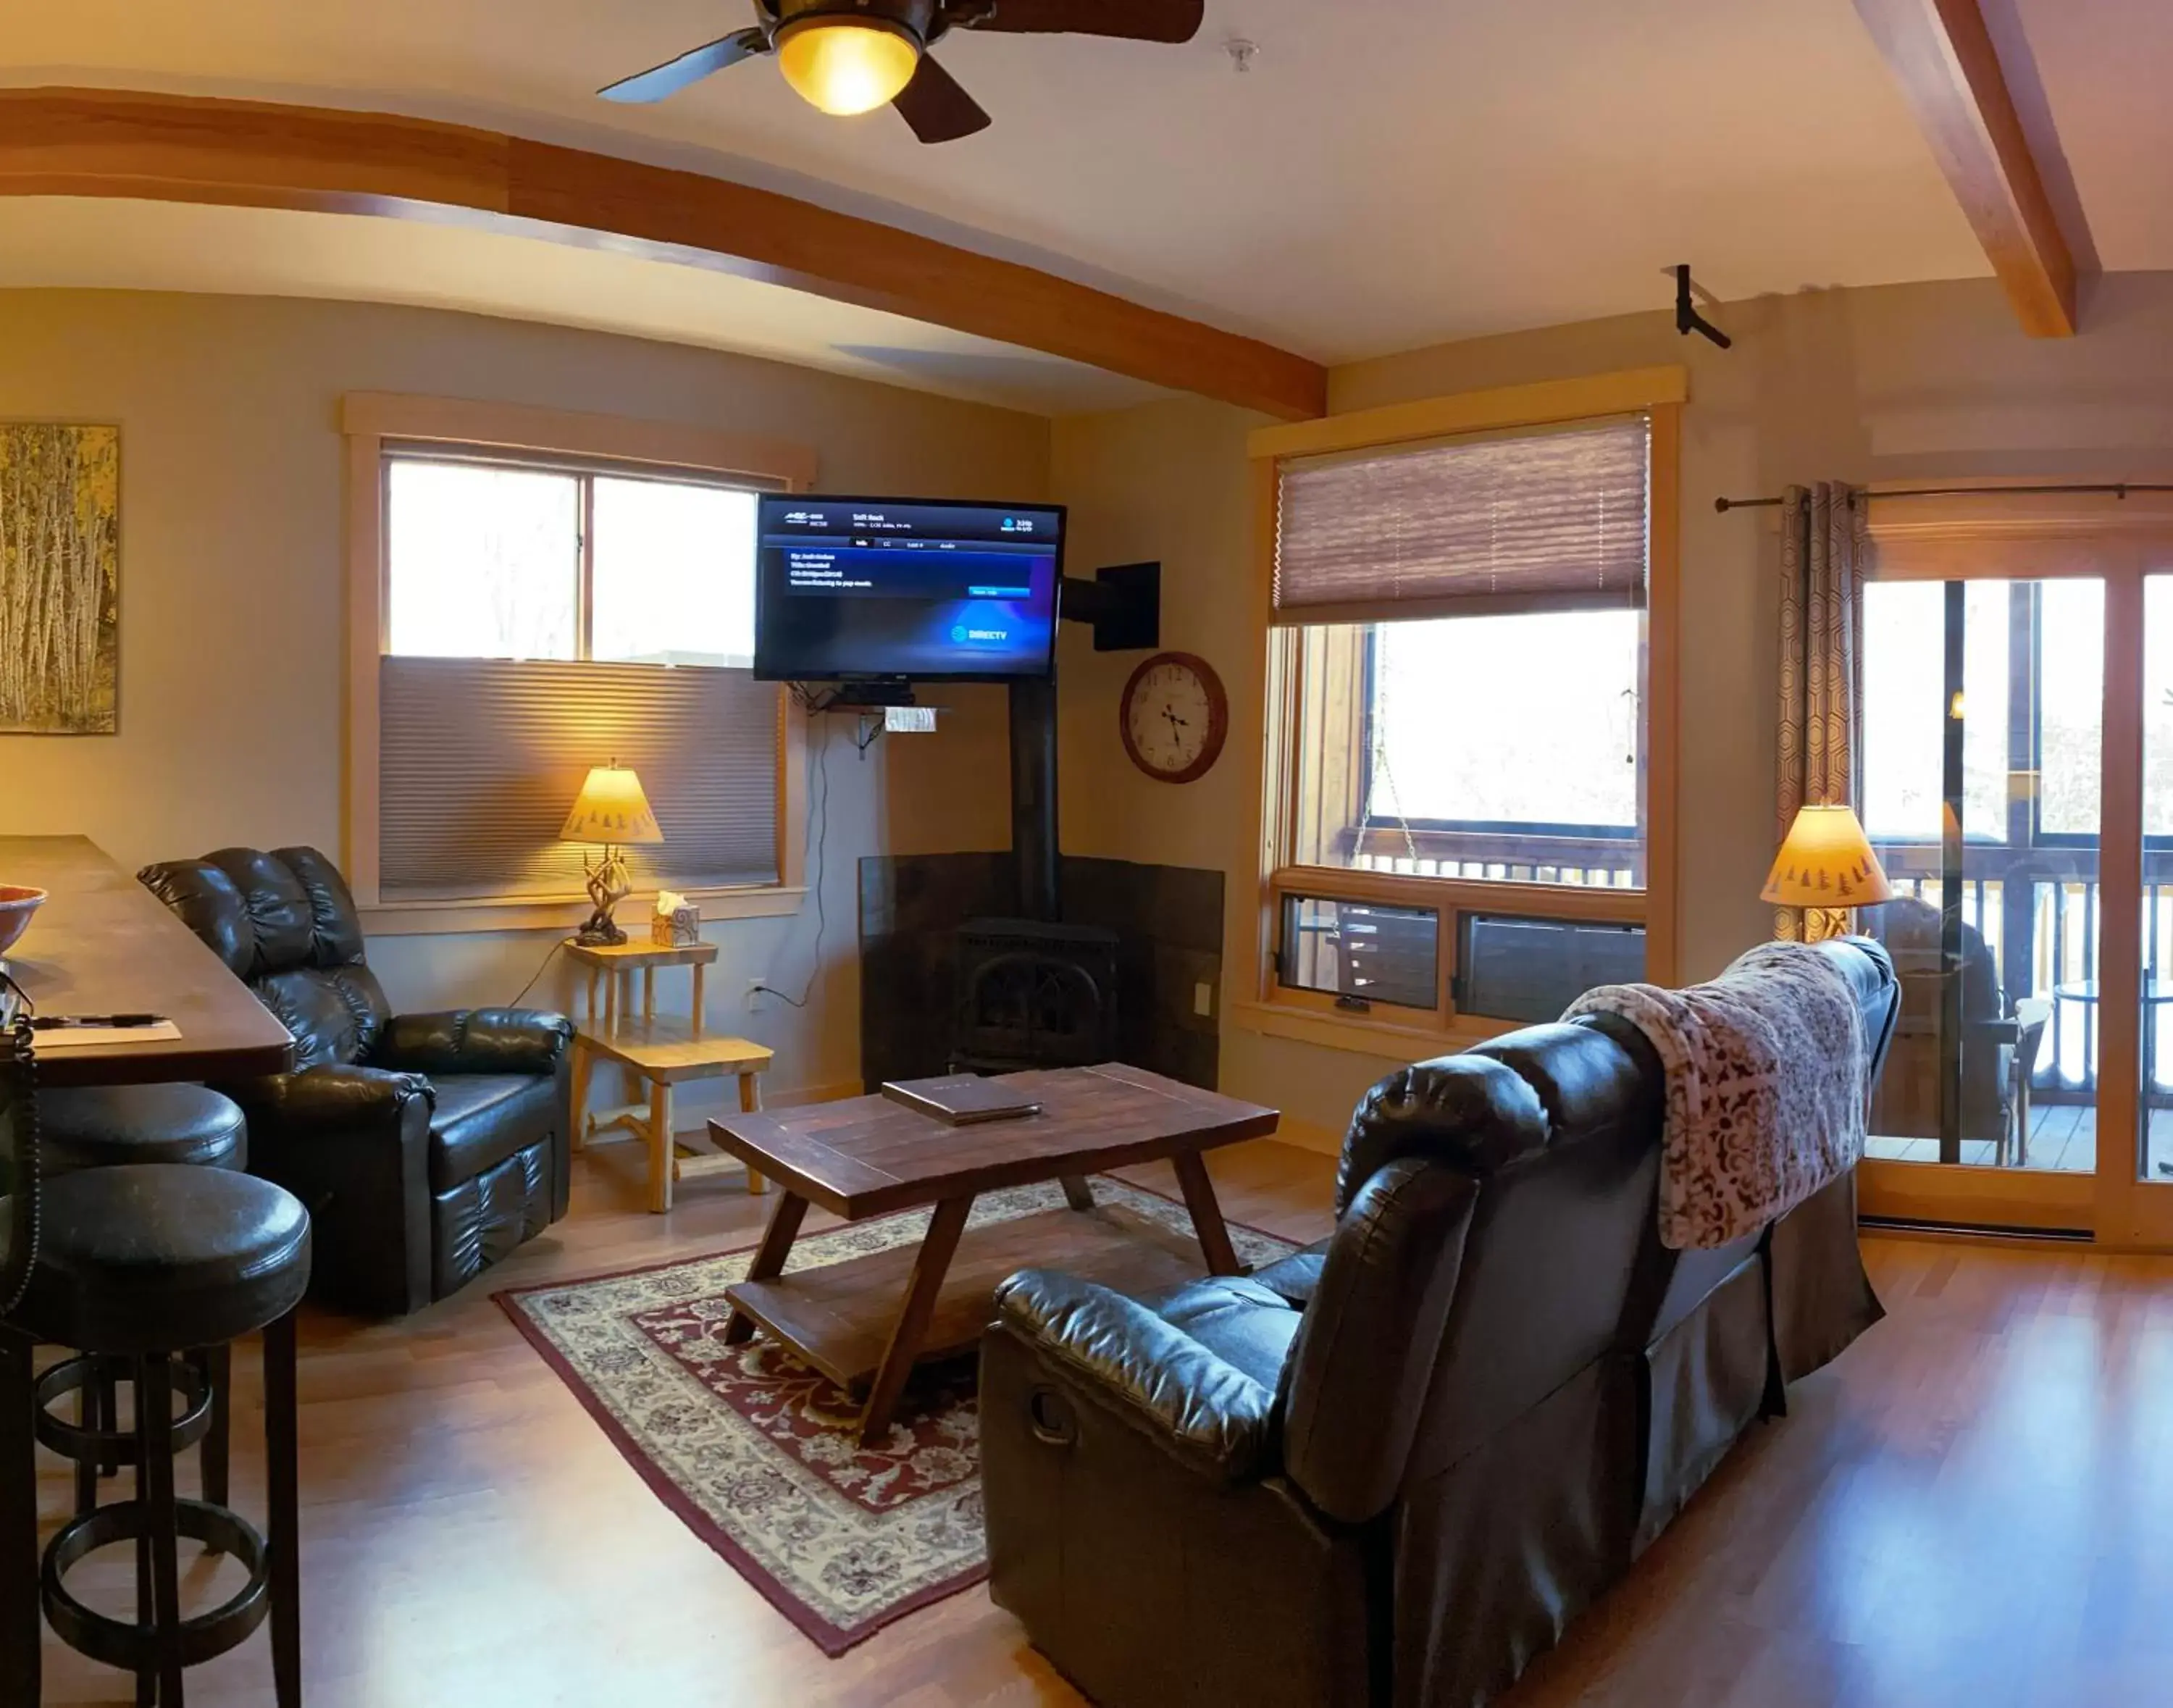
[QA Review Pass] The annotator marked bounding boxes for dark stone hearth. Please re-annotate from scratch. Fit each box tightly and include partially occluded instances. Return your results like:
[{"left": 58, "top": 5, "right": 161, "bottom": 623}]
[{"left": 859, "top": 853, "right": 1222, "bottom": 1093}]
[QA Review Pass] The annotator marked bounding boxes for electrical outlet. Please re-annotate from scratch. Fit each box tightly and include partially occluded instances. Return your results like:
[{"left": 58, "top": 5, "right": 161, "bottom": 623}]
[
  {"left": 745, "top": 979, "right": 767, "bottom": 1013},
  {"left": 1194, "top": 981, "right": 1214, "bottom": 1019}
]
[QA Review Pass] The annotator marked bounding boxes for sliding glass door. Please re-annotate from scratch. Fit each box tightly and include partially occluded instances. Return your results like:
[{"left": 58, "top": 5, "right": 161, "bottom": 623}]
[
  {"left": 1841, "top": 500, "right": 2173, "bottom": 1245},
  {"left": 1856, "top": 575, "right": 2103, "bottom": 1230}
]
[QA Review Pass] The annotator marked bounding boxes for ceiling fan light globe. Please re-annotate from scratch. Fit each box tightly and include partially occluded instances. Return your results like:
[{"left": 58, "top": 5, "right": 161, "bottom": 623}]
[{"left": 776, "top": 18, "right": 922, "bottom": 116}]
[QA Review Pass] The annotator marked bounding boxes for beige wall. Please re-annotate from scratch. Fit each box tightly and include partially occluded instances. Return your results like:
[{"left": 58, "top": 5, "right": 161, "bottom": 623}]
[
  {"left": 0, "top": 288, "right": 1045, "bottom": 1113},
  {"left": 1055, "top": 271, "right": 2173, "bottom": 1134},
  {"left": 1051, "top": 398, "right": 1393, "bottom": 1142}
]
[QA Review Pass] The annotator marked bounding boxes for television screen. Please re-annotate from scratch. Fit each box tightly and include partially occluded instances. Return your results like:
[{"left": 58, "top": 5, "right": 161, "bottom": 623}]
[{"left": 753, "top": 495, "right": 1065, "bottom": 682}]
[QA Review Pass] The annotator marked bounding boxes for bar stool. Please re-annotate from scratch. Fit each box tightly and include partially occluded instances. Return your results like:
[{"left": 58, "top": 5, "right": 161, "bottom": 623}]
[
  {"left": 35, "top": 1084, "right": 250, "bottom": 1512},
  {"left": 38, "top": 1086, "right": 248, "bottom": 1178},
  {"left": 3, "top": 1163, "right": 310, "bottom": 1707}
]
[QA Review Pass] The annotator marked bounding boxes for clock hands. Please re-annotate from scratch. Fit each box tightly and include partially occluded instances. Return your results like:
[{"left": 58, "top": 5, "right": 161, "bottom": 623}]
[{"left": 1121, "top": 655, "right": 1223, "bottom": 782}]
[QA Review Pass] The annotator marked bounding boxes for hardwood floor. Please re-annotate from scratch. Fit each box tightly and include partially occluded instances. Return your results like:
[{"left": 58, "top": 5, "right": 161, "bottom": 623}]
[
  {"left": 30, "top": 1139, "right": 2173, "bottom": 1705},
  {"left": 28, "top": 1136, "right": 1336, "bottom": 1707}
]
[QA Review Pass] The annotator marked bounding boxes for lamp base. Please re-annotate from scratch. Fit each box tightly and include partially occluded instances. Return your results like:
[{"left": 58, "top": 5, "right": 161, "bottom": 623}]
[
  {"left": 574, "top": 912, "right": 628, "bottom": 948},
  {"left": 1801, "top": 906, "right": 1853, "bottom": 943},
  {"left": 577, "top": 847, "right": 633, "bottom": 947}
]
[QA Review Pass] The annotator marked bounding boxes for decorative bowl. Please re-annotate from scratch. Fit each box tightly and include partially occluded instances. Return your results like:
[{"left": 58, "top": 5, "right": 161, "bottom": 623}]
[{"left": 0, "top": 887, "right": 46, "bottom": 958}]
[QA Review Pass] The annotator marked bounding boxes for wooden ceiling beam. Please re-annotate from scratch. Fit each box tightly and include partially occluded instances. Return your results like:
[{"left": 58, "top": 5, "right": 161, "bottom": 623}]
[
  {"left": 0, "top": 87, "right": 1328, "bottom": 419},
  {"left": 1851, "top": 0, "right": 2082, "bottom": 336}
]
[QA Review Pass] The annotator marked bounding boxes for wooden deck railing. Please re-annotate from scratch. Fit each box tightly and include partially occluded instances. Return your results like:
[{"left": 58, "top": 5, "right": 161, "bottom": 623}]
[{"left": 1873, "top": 841, "right": 2173, "bottom": 1095}]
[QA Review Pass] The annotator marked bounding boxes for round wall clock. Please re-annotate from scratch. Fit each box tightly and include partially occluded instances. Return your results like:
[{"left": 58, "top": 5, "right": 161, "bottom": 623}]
[{"left": 1119, "top": 651, "right": 1228, "bottom": 784}]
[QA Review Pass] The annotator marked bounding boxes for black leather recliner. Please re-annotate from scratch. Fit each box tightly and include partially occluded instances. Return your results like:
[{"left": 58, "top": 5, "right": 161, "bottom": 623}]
[
  {"left": 981, "top": 937, "right": 1900, "bottom": 1708},
  {"left": 139, "top": 847, "right": 574, "bottom": 1316}
]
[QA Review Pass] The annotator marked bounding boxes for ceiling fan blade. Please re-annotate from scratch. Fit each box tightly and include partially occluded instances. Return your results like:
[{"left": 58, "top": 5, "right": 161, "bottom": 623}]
[
  {"left": 892, "top": 54, "right": 993, "bottom": 144},
  {"left": 598, "top": 28, "right": 769, "bottom": 104},
  {"left": 958, "top": 0, "right": 1203, "bottom": 42}
]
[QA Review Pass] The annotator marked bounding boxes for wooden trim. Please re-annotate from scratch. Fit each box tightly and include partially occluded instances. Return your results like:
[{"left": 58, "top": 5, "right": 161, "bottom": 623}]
[
  {"left": 0, "top": 87, "right": 1326, "bottom": 420},
  {"left": 1849, "top": 0, "right": 2082, "bottom": 337},
  {"left": 1866, "top": 486, "right": 2173, "bottom": 585},
  {"left": 1869, "top": 536, "right": 2172, "bottom": 582},
  {"left": 1244, "top": 460, "right": 1289, "bottom": 1009},
  {"left": 1867, "top": 485, "right": 2173, "bottom": 580},
  {"left": 1293, "top": 627, "right": 1368, "bottom": 866},
  {"left": 1247, "top": 367, "right": 1688, "bottom": 463},
  {"left": 1273, "top": 866, "right": 1647, "bottom": 924},
  {"left": 1644, "top": 403, "right": 1682, "bottom": 984},
  {"left": 1268, "top": 979, "right": 1449, "bottom": 1029},
  {"left": 361, "top": 884, "right": 808, "bottom": 937},
  {"left": 343, "top": 429, "right": 387, "bottom": 903},
  {"left": 1341, "top": 826, "right": 1641, "bottom": 870},
  {"left": 1858, "top": 1157, "right": 2095, "bottom": 1229},
  {"left": 2095, "top": 561, "right": 2148, "bottom": 1240},
  {"left": 1230, "top": 998, "right": 1513, "bottom": 1063},
  {"left": 340, "top": 392, "right": 818, "bottom": 488}
]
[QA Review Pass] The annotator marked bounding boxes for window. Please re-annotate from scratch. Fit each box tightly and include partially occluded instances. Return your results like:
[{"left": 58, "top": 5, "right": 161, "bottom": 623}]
[
  {"left": 1290, "top": 611, "right": 1644, "bottom": 881},
  {"left": 1249, "top": 379, "right": 1680, "bottom": 1035},
  {"left": 343, "top": 395, "right": 815, "bottom": 924},
  {"left": 385, "top": 453, "right": 758, "bottom": 668},
  {"left": 1278, "top": 895, "right": 1441, "bottom": 1010}
]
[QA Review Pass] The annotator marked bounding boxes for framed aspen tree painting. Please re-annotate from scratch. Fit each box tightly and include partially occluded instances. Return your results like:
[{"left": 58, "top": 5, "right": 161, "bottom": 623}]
[{"left": 0, "top": 424, "right": 120, "bottom": 734}]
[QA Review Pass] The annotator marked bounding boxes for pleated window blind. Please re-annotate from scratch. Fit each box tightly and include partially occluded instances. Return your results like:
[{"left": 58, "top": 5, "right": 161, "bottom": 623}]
[
  {"left": 379, "top": 658, "right": 781, "bottom": 900},
  {"left": 375, "top": 447, "right": 784, "bottom": 903},
  {"left": 1273, "top": 416, "right": 1650, "bottom": 625}
]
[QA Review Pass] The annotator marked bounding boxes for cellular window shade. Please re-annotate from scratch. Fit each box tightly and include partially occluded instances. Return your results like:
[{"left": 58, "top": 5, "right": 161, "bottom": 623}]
[
  {"left": 379, "top": 657, "right": 780, "bottom": 901},
  {"left": 1273, "top": 417, "right": 1650, "bottom": 624}
]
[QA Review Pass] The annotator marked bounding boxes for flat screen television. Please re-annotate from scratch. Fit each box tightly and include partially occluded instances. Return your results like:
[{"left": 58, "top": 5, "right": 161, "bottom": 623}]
[{"left": 753, "top": 494, "right": 1065, "bottom": 682}]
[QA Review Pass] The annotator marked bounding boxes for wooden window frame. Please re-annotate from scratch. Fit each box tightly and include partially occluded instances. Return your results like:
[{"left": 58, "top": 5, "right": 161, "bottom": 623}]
[
  {"left": 1236, "top": 369, "right": 1685, "bottom": 1055},
  {"left": 342, "top": 392, "right": 819, "bottom": 936}
]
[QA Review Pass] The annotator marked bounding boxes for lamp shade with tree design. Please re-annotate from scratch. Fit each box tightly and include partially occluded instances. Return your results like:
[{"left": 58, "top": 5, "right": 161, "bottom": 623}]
[{"left": 1761, "top": 803, "right": 1894, "bottom": 941}]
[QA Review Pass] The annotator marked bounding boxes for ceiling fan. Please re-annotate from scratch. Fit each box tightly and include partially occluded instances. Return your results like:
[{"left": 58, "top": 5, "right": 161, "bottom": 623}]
[{"left": 598, "top": 0, "right": 1206, "bottom": 143}]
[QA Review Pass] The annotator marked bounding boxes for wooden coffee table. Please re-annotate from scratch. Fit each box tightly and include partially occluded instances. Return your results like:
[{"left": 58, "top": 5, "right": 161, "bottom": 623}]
[{"left": 706, "top": 1062, "right": 1279, "bottom": 1444}]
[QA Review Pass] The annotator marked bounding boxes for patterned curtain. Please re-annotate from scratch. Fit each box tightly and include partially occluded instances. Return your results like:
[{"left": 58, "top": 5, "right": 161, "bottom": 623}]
[{"left": 1775, "top": 483, "right": 1866, "bottom": 940}]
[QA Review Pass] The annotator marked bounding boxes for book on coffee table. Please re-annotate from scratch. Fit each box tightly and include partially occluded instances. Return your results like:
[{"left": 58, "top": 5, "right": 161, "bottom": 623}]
[{"left": 879, "top": 1074, "right": 1043, "bottom": 1126}]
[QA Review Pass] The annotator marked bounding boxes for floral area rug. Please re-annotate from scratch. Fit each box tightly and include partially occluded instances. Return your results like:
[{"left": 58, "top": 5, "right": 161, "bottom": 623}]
[{"left": 495, "top": 1176, "right": 1299, "bottom": 1654}]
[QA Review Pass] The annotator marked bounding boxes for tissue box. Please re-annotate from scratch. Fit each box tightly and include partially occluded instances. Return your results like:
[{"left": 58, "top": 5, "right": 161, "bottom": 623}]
[{"left": 650, "top": 891, "right": 700, "bottom": 947}]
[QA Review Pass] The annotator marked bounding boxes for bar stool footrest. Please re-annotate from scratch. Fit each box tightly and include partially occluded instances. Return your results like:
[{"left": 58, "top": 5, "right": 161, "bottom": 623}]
[
  {"left": 32, "top": 1353, "right": 213, "bottom": 1469},
  {"left": 42, "top": 1497, "right": 271, "bottom": 1672}
]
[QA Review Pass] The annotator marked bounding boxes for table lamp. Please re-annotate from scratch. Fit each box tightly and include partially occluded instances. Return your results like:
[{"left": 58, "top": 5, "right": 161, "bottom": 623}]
[
  {"left": 1760, "top": 803, "right": 1895, "bottom": 943},
  {"left": 561, "top": 763, "right": 663, "bottom": 947}
]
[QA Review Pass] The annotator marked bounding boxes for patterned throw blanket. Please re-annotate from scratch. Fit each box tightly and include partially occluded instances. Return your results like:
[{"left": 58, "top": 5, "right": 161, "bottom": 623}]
[{"left": 1562, "top": 941, "right": 1867, "bottom": 1249}]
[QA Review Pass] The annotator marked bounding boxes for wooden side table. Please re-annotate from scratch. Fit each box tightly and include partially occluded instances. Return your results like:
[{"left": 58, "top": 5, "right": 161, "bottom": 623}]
[{"left": 564, "top": 938, "right": 773, "bottom": 1213}]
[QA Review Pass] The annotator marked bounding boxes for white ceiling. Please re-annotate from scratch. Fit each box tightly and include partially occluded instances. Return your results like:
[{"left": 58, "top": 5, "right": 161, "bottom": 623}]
[
  {"left": 0, "top": 197, "right": 1165, "bottom": 416},
  {"left": 0, "top": 0, "right": 2134, "bottom": 408}
]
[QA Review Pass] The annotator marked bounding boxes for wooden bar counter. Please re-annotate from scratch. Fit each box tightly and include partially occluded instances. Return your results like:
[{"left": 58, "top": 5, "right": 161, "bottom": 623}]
[{"left": 0, "top": 836, "right": 294, "bottom": 1087}]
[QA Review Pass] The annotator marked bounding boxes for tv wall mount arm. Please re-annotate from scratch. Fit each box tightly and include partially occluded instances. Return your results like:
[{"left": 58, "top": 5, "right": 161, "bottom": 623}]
[
  {"left": 1060, "top": 561, "right": 1160, "bottom": 652},
  {"left": 1675, "top": 264, "right": 1732, "bottom": 350}
]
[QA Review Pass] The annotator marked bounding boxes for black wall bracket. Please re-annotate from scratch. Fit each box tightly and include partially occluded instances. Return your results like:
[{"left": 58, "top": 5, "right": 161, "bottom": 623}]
[
  {"left": 1059, "top": 561, "right": 1160, "bottom": 651},
  {"left": 1675, "top": 264, "right": 1733, "bottom": 350}
]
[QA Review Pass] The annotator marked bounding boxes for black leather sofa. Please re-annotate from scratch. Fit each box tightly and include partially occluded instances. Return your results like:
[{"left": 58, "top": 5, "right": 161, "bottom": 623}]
[
  {"left": 981, "top": 937, "right": 1899, "bottom": 1708},
  {"left": 139, "top": 847, "right": 574, "bottom": 1316}
]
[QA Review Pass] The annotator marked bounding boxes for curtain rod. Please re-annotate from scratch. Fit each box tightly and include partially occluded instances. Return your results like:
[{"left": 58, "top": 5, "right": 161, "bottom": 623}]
[{"left": 1713, "top": 482, "right": 2173, "bottom": 514}]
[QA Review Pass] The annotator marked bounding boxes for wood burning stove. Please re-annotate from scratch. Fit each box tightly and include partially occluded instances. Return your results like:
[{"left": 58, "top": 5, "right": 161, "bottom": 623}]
[{"left": 952, "top": 918, "right": 1119, "bottom": 1074}]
